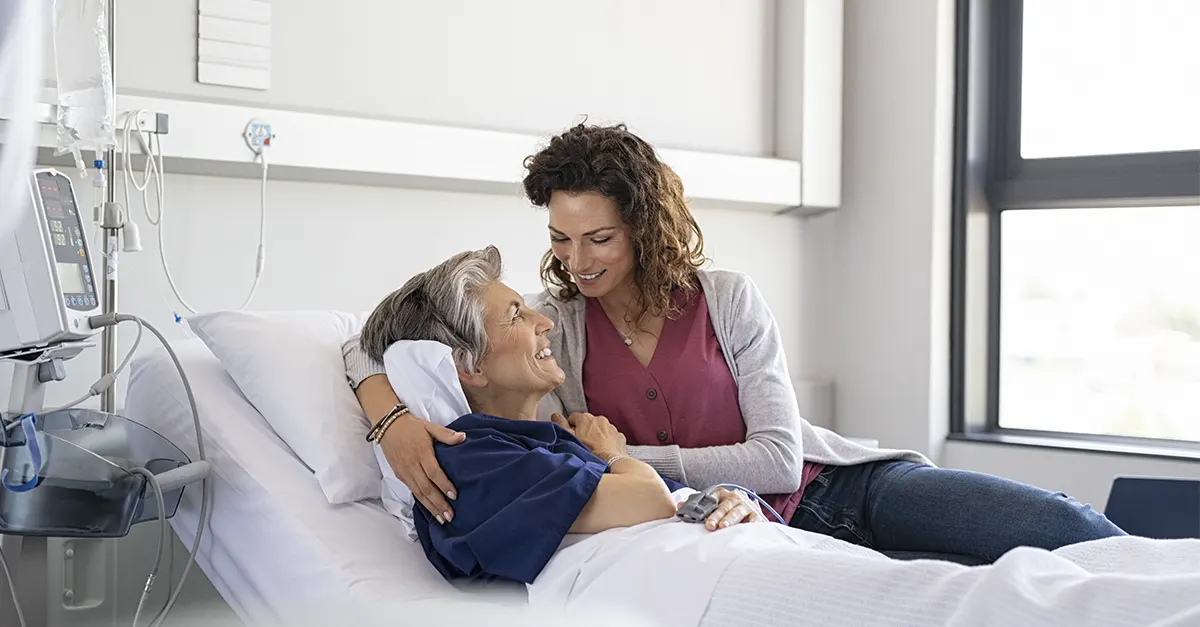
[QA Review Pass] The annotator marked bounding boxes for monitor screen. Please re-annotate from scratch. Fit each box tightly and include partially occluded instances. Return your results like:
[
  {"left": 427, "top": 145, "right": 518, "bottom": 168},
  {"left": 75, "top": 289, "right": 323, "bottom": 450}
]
[{"left": 56, "top": 262, "right": 87, "bottom": 295}]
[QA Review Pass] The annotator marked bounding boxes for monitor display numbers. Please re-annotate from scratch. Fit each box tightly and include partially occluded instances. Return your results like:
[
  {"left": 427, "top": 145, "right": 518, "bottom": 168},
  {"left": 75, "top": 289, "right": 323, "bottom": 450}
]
[
  {"left": 50, "top": 220, "right": 64, "bottom": 233},
  {"left": 53, "top": 233, "right": 68, "bottom": 246}
]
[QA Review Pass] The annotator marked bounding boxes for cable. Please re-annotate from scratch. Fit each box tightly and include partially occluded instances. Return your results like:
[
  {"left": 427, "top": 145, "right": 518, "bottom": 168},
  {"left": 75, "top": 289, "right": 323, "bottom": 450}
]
[
  {"left": 128, "top": 467, "right": 167, "bottom": 627},
  {"left": 108, "top": 315, "right": 208, "bottom": 627},
  {"left": 706, "top": 483, "right": 787, "bottom": 524},
  {"left": 243, "top": 153, "right": 268, "bottom": 309},
  {"left": 120, "top": 111, "right": 163, "bottom": 227},
  {"left": 1, "top": 412, "right": 29, "bottom": 434},
  {"left": 38, "top": 318, "right": 143, "bottom": 415},
  {"left": 85, "top": 312, "right": 208, "bottom": 627},
  {"left": 118, "top": 110, "right": 268, "bottom": 314},
  {"left": 0, "top": 543, "right": 27, "bottom": 627}
]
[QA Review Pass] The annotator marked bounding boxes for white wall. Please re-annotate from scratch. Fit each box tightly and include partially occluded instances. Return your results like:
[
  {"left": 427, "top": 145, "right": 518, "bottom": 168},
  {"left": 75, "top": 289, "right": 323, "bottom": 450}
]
[
  {"left": 107, "top": 0, "right": 774, "bottom": 156},
  {"left": 818, "top": 0, "right": 1200, "bottom": 509},
  {"left": 811, "top": 0, "right": 955, "bottom": 456}
]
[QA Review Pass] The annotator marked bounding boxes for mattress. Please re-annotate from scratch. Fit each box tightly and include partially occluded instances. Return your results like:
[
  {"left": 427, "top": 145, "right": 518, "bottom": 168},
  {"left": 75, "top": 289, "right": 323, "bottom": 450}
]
[{"left": 124, "top": 339, "right": 526, "bottom": 626}]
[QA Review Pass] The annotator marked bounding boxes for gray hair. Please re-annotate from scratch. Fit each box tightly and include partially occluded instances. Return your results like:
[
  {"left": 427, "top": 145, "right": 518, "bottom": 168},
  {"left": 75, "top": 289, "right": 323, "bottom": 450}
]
[{"left": 360, "top": 246, "right": 503, "bottom": 374}]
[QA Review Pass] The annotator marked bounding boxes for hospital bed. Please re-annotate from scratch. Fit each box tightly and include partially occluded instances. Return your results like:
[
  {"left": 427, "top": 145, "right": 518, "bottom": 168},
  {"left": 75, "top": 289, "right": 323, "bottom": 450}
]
[
  {"left": 122, "top": 315, "right": 1200, "bottom": 627},
  {"left": 124, "top": 338, "right": 527, "bottom": 626}
]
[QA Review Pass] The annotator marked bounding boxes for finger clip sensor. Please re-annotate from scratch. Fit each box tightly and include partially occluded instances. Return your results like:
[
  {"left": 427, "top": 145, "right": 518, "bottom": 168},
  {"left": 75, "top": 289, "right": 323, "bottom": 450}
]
[
  {"left": 676, "top": 491, "right": 720, "bottom": 524},
  {"left": 677, "top": 484, "right": 788, "bottom": 525}
]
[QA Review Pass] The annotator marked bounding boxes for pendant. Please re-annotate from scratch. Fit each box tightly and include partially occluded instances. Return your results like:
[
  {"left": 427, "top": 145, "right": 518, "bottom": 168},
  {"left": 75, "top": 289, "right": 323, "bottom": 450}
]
[{"left": 623, "top": 337, "right": 633, "bottom": 347}]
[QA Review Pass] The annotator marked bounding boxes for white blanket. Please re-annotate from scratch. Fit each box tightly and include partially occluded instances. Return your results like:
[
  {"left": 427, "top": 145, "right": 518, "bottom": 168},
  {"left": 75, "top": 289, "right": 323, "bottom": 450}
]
[{"left": 530, "top": 515, "right": 1200, "bottom": 627}]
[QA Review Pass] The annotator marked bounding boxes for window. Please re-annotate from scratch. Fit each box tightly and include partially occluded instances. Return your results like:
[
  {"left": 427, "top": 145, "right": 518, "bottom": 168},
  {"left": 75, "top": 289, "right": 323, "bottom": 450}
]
[
  {"left": 1020, "top": 0, "right": 1200, "bottom": 158},
  {"left": 951, "top": 0, "right": 1200, "bottom": 449},
  {"left": 1000, "top": 206, "right": 1200, "bottom": 441}
]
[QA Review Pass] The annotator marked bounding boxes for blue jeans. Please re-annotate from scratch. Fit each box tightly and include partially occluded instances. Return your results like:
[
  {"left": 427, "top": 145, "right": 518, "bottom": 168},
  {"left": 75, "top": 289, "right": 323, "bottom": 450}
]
[{"left": 788, "top": 461, "right": 1126, "bottom": 566}]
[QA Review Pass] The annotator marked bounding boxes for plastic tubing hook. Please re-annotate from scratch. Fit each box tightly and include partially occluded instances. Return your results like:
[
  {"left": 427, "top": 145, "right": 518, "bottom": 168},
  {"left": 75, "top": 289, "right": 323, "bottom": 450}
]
[{"left": 2, "top": 414, "right": 42, "bottom": 492}]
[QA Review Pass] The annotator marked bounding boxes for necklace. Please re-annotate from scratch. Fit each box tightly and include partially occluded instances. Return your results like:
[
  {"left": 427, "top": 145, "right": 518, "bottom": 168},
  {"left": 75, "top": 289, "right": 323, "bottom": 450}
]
[{"left": 619, "top": 328, "right": 635, "bottom": 346}]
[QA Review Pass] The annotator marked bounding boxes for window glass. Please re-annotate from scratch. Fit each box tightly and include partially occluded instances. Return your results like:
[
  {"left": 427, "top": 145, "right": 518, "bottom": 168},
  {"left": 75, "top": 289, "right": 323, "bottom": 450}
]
[
  {"left": 1000, "top": 206, "right": 1200, "bottom": 441},
  {"left": 1021, "top": 0, "right": 1200, "bottom": 158}
]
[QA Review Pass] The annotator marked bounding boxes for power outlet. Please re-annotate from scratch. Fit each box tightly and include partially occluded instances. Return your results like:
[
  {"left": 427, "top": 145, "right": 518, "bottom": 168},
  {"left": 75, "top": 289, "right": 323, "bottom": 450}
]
[{"left": 243, "top": 119, "right": 273, "bottom": 155}]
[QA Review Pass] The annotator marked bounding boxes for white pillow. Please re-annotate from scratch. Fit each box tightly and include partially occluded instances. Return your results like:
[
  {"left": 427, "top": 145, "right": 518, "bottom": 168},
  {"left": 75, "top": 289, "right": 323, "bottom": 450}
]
[
  {"left": 188, "top": 310, "right": 381, "bottom": 504},
  {"left": 376, "top": 340, "right": 472, "bottom": 541}
]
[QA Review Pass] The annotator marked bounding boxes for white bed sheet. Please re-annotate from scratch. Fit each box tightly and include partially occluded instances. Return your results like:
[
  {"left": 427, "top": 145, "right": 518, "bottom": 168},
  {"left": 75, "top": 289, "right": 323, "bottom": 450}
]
[
  {"left": 125, "top": 339, "right": 526, "bottom": 626},
  {"left": 122, "top": 341, "right": 1200, "bottom": 627}
]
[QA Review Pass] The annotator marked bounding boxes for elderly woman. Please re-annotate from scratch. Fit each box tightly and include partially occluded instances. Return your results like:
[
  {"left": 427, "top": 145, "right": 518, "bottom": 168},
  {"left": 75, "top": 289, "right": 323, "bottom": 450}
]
[
  {"left": 358, "top": 246, "right": 1200, "bottom": 627},
  {"left": 359, "top": 245, "right": 768, "bottom": 583}
]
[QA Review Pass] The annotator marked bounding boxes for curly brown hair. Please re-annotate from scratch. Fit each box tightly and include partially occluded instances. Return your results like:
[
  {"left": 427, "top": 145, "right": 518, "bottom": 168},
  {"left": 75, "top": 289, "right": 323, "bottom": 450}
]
[{"left": 523, "top": 122, "right": 708, "bottom": 320}]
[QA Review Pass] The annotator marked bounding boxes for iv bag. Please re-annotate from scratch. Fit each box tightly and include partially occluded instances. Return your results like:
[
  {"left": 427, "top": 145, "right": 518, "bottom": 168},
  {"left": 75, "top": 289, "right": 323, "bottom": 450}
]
[
  {"left": 0, "top": 0, "right": 44, "bottom": 240},
  {"left": 52, "top": 0, "right": 115, "bottom": 174}
]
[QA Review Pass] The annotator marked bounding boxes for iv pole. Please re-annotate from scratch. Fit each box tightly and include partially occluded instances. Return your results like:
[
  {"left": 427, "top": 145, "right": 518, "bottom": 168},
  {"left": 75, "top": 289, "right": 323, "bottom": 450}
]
[
  {"left": 100, "top": 0, "right": 119, "bottom": 414},
  {"left": 97, "top": 1, "right": 167, "bottom": 411}
]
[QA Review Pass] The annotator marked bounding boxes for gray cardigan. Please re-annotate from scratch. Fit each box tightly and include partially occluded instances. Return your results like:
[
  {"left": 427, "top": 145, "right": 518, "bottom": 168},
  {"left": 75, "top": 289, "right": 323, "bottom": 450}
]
[{"left": 344, "top": 269, "right": 931, "bottom": 494}]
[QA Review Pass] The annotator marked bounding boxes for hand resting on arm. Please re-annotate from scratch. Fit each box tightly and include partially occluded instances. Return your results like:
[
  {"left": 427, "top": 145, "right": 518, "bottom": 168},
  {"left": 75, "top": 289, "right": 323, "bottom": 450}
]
[
  {"left": 552, "top": 412, "right": 677, "bottom": 533},
  {"left": 554, "top": 411, "right": 766, "bottom": 533},
  {"left": 354, "top": 374, "right": 463, "bottom": 522}
]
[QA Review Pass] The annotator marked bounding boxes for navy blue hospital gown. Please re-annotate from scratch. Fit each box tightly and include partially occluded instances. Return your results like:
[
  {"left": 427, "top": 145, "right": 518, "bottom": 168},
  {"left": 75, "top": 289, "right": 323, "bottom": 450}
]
[{"left": 412, "top": 413, "right": 686, "bottom": 584}]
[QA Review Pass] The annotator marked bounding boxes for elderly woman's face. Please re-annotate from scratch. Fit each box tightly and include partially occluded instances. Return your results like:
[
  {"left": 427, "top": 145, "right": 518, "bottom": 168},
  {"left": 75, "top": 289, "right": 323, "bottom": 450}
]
[{"left": 471, "top": 280, "right": 565, "bottom": 395}]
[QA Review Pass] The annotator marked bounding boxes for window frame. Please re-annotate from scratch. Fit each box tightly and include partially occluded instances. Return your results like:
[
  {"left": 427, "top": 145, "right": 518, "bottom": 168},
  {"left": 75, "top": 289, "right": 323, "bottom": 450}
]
[{"left": 949, "top": 0, "right": 1200, "bottom": 455}]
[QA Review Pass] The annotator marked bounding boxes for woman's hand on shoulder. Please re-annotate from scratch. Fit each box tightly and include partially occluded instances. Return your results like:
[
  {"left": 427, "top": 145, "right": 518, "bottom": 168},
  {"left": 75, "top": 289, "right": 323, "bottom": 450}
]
[
  {"left": 379, "top": 414, "right": 465, "bottom": 523},
  {"left": 692, "top": 488, "right": 766, "bottom": 531},
  {"left": 552, "top": 412, "right": 627, "bottom": 460}
]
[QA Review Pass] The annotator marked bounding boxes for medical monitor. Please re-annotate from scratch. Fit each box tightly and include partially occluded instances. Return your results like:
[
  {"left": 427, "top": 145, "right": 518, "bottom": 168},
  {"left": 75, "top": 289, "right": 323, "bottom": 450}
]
[{"left": 0, "top": 168, "right": 100, "bottom": 355}]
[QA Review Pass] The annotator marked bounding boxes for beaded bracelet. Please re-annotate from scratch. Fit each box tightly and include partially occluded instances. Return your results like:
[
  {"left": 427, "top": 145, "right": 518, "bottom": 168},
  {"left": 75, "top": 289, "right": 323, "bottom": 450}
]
[{"left": 365, "top": 403, "right": 410, "bottom": 443}]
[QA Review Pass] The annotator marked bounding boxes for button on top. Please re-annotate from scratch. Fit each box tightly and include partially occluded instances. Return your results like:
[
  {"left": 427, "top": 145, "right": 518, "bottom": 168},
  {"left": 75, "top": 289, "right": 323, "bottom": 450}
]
[
  {"left": 646, "top": 388, "right": 658, "bottom": 400},
  {"left": 657, "top": 430, "right": 669, "bottom": 442}
]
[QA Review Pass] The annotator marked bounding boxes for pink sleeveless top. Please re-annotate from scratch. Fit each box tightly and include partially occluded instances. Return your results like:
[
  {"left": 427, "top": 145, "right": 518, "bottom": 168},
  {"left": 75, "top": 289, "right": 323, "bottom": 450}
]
[{"left": 581, "top": 290, "right": 822, "bottom": 523}]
